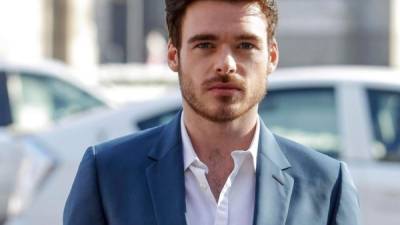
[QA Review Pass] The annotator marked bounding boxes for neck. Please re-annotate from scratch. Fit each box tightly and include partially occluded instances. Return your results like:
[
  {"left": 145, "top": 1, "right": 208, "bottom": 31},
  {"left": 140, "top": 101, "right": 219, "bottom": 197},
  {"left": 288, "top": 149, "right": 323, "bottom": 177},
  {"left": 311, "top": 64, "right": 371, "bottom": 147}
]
[{"left": 182, "top": 103, "right": 258, "bottom": 161}]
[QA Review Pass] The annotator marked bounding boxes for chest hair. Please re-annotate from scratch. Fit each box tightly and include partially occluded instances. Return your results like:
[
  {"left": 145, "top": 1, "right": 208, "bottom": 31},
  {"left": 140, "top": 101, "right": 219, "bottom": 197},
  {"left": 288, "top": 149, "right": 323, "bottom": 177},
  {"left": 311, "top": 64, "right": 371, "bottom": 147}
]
[{"left": 204, "top": 148, "right": 234, "bottom": 201}]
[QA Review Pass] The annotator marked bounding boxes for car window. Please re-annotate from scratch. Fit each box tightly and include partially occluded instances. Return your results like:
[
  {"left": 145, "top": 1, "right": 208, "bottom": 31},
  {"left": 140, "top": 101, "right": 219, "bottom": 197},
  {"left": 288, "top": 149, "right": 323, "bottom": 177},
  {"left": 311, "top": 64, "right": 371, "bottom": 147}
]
[
  {"left": 137, "top": 108, "right": 181, "bottom": 130},
  {"left": 259, "top": 88, "right": 340, "bottom": 158},
  {"left": 0, "top": 71, "right": 12, "bottom": 126},
  {"left": 10, "top": 72, "right": 105, "bottom": 125},
  {"left": 368, "top": 89, "right": 400, "bottom": 161}
]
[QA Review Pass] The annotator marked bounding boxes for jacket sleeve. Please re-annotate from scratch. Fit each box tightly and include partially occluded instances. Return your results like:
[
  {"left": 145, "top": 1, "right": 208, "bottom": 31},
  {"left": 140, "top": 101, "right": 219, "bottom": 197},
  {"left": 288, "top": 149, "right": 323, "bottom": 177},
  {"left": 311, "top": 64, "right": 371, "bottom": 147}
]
[
  {"left": 63, "top": 147, "right": 107, "bottom": 225},
  {"left": 331, "top": 162, "right": 361, "bottom": 225}
]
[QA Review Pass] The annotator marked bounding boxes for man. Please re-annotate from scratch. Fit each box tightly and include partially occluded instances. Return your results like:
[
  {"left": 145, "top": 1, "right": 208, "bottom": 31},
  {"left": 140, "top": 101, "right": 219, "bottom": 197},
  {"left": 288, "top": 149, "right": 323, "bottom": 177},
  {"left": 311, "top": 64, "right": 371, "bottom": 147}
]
[{"left": 64, "top": 0, "right": 360, "bottom": 224}]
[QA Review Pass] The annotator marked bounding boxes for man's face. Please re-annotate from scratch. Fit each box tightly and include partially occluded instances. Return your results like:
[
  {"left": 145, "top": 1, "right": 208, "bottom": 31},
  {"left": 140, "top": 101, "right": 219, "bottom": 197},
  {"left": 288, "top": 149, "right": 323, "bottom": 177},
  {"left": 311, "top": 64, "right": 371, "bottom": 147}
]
[{"left": 168, "top": 0, "right": 278, "bottom": 122}]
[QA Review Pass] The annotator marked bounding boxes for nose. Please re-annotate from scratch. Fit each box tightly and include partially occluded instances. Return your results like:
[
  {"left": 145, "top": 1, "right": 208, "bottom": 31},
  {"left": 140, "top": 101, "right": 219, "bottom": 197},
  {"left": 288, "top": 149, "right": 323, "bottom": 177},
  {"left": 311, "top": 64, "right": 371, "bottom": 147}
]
[{"left": 215, "top": 48, "right": 237, "bottom": 75}]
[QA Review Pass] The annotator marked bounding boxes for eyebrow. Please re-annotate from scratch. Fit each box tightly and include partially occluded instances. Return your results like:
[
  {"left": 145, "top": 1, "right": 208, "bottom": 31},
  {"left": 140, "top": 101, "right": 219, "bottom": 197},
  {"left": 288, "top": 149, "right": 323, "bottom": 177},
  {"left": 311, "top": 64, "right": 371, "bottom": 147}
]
[
  {"left": 187, "top": 34, "right": 218, "bottom": 44},
  {"left": 234, "top": 34, "right": 263, "bottom": 43},
  {"left": 187, "top": 33, "right": 263, "bottom": 44}
]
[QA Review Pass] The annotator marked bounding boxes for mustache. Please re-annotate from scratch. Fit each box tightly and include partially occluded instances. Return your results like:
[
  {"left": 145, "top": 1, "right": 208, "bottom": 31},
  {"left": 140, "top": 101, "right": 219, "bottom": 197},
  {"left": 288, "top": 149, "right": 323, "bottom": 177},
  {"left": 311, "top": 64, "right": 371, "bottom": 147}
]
[{"left": 202, "top": 74, "right": 246, "bottom": 90}]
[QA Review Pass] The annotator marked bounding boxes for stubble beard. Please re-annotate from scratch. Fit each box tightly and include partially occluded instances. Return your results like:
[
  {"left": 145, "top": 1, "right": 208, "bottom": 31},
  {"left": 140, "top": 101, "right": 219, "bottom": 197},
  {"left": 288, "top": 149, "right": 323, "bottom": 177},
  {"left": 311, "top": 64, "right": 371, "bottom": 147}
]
[{"left": 178, "top": 68, "right": 267, "bottom": 123}]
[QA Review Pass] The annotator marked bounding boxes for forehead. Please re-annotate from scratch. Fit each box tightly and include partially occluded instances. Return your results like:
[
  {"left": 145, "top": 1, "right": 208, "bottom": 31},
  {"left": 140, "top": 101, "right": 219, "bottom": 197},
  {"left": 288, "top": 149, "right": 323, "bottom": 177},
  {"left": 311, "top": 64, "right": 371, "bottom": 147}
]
[{"left": 181, "top": 1, "right": 268, "bottom": 41}]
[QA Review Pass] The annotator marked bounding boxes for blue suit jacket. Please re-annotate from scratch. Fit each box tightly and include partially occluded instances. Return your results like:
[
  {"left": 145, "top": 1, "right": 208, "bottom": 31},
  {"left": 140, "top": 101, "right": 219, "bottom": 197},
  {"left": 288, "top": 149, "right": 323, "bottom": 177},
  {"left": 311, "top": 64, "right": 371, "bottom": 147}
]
[{"left": 64, "top": 113, "right": 360, "bottom": 225}]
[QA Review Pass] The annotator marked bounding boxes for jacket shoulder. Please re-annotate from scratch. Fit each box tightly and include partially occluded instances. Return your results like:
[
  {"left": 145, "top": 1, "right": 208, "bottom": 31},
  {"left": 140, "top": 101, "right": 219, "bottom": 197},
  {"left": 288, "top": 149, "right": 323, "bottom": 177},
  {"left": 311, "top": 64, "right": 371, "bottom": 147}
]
[
  {"left": 274, "top": 134, "right": 341, "bottom": 182},
  {"left": 90, "top": 125, "right": 165, "bottom": 166}
]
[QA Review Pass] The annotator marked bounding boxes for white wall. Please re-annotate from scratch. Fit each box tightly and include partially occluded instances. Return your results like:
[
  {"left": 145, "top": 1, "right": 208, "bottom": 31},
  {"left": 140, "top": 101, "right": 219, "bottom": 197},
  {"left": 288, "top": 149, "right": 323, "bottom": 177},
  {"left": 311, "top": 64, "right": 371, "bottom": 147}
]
[
  {"left": 390, "top": 0, "right": 400, "bottom": 68},
  {"left": 67, "top": 0, "right": 99, "bottom": 67},
  {"left": 0, "top": 0, "right": 46, "bottom": 62}
]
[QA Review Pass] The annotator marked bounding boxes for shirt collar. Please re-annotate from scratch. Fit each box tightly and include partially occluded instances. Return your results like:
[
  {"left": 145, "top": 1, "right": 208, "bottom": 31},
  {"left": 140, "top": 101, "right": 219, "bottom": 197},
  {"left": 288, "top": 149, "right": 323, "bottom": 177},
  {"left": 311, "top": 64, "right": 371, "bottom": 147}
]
[
  {"left": 181, "top": 112, "right": 260, "bottom": 171},
  {"left": 181, "top": 112, "right": 202, "bottom": 171}
]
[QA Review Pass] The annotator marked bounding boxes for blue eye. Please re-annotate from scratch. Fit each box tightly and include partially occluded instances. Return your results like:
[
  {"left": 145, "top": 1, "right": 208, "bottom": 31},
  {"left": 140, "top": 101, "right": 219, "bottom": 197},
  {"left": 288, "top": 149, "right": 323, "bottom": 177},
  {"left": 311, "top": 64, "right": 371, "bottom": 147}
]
[
  {"left": 195, "top": 43, "right": 213, "bottom": 49},
  {"left": 239, "top": 42, "right": 255, "bottom": 49}
]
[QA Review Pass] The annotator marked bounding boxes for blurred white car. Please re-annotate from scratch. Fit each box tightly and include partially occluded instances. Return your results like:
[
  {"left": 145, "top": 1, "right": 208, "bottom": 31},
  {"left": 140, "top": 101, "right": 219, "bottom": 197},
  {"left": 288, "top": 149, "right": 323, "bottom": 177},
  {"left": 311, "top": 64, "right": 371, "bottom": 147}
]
[
  {"left": 4, "top": 66, "right": 400, "bottom": 225},
  {"left": 0, "top": 60, "right": 109, "bottom": 224}
]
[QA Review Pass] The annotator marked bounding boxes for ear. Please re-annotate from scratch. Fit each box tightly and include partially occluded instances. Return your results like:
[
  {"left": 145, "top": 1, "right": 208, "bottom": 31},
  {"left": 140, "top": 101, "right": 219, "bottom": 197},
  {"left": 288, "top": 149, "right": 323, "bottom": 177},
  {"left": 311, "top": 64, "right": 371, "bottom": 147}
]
[
  {"left": 167, "top": 40, "right": 179, "bottom": 72},
  {"left": 267, "top": 38, "right": 279, "bottom": 74}
]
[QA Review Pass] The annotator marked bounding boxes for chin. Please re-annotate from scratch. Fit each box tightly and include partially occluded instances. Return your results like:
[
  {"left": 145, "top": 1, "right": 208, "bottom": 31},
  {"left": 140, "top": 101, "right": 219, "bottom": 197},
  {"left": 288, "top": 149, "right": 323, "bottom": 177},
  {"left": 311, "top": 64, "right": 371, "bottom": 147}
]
[{"left": 202, "top": 105, "right": 250, "bottom": 123}]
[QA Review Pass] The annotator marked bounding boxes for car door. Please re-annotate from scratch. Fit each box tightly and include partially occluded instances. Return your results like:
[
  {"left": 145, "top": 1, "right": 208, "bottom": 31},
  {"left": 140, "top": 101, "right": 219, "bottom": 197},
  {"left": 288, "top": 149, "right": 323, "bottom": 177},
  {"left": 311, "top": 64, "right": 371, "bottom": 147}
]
[{"left": 353, "top": 87, "right": 400, "bottom": 225}]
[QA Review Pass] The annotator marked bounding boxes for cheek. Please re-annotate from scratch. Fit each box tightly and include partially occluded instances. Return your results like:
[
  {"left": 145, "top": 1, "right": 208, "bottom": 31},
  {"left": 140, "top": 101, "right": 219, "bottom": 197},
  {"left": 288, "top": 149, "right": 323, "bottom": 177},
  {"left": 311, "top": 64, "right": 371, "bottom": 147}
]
[
  {"left": 249, "top": 75, "right": 266, "bottom": 91},
  {"left": 244, "top": 61, "right": 268, "bottom": 90},
  {"left": 180, "top": 58, "right": 214, "bottom": 87},
  {"left": 179, "top": 51, "right": 202, "bottom": 74},
  {"left": 242, "top": 60, "right": 268, "bottom": 81},
  {"left": 179, "top": 66, "right": 201, "bottom": 91},
  {"left": 237, "top": 50, "right": 268, "bottom": 71}
]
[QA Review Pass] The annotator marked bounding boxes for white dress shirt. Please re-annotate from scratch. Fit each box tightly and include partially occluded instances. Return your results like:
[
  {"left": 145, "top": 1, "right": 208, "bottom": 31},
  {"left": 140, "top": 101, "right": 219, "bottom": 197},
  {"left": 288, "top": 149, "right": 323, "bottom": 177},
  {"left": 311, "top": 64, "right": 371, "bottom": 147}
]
[{"left": 181, "top": 113, "right": 260, "bottom": 225}]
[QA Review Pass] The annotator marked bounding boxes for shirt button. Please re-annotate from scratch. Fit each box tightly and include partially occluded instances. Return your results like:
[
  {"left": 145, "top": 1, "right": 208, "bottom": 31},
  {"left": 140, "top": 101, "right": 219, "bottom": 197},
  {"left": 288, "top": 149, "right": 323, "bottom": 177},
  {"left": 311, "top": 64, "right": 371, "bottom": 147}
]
[{"left": 200, "top": 183, "right": 207, "bottom": 191}]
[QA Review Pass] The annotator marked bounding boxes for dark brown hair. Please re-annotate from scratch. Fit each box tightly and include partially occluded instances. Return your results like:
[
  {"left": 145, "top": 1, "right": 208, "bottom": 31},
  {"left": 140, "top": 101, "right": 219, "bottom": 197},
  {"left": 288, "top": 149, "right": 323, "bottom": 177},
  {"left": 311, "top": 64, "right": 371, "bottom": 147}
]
[{"left": 165, "top": 0, "right": 278, "bottom": 49}]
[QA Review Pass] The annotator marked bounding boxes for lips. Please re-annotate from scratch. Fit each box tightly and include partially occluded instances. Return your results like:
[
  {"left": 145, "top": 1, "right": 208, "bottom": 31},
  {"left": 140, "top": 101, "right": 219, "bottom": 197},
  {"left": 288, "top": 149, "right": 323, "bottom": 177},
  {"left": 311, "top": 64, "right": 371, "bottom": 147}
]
[
  {"left": 206, "top": 83, "right": 243, "bottom": 97},
  {"left": 208, "top": 83, "right": 242, "bottom": 91}
]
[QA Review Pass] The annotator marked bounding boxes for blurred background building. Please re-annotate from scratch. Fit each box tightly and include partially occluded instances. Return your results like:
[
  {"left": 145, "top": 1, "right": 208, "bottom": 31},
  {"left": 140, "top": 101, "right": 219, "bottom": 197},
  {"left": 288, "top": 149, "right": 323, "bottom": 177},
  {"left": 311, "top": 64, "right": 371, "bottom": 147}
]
[{"left": 0, "top": 0, "right": 399, "bottom": 67}]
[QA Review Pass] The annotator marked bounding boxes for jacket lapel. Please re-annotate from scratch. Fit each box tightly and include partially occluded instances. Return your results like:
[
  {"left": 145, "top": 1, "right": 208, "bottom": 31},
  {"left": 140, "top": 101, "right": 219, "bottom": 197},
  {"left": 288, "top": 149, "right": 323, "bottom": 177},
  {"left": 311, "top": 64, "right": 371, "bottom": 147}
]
[
  {"left": 253, "top": 122, "right": 294, "bottom": 225},
  {"left": 146, "top": 112, "right": 187, "bottom": 225}
]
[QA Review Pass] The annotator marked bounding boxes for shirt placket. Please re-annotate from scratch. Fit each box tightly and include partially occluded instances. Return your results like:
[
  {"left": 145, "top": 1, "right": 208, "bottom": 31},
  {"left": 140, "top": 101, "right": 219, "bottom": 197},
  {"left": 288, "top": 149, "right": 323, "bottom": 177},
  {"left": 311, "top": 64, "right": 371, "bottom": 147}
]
[
  {"left": 214, "top": 153, "right": 247, "bottom": 225},
  {"left": 214, "top": 178, "right": 231, "bottom": 225},
  {"left": 190, "top": 161, "right": 216, "bottom": 207}
]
